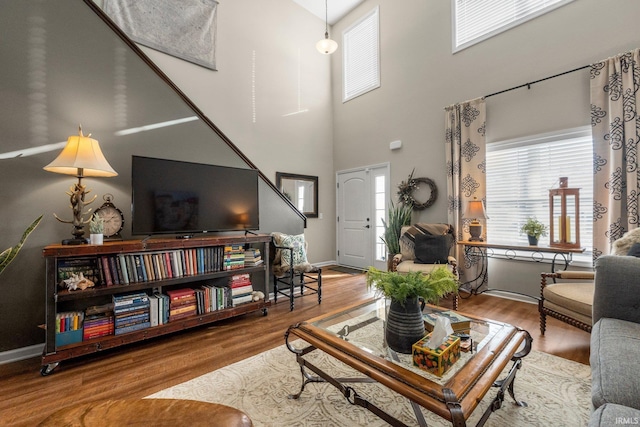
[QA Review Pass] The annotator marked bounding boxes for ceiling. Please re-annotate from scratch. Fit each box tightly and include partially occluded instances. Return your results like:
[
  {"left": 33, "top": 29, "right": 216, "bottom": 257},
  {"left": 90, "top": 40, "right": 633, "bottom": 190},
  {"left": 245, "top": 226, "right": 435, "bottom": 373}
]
[{"left": 292, "top": 0, "right": 365, "bottom": 25}]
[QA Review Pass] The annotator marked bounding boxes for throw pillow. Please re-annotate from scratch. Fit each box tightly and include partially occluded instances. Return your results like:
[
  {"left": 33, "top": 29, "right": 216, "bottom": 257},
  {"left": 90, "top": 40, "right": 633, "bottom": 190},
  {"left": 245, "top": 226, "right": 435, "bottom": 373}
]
[
  {"left": 414, "top": 233, "right": 452, "bottom": 264},
  {"left": 280, "top": 233, "right": 308, "bottom": 267},
  {"left": 627, "top": 242, "right": 640, "bottom": 257}
]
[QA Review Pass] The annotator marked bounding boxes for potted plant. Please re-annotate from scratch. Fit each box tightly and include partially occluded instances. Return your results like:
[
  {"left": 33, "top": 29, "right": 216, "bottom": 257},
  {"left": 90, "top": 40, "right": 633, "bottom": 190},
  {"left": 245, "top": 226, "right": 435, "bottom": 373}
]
[
  {"left": 89, "top": 214, "right": 104, "bottom": 245},
  {"left": 1, "top": 215, "right": 42, "bottom": 276},
  {"left": 380, "top": 201, "right": 412, "bottom": 270},
  {"left": 520, "top": 217, "right": 548, "bottom": 246},
  {"left": 366, "top": 266, "right": 458, "bottom": 353}
]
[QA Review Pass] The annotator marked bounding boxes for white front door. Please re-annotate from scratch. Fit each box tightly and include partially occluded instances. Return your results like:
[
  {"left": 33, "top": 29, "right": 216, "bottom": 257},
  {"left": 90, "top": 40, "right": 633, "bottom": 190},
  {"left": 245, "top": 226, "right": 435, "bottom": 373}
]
[{"left": 336, "top": 164, "right": 389, "bottom": 270}]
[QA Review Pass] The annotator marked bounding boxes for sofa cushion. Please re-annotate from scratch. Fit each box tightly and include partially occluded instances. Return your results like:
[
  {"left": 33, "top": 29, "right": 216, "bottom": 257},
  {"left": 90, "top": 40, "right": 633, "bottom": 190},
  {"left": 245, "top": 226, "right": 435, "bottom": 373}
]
[
  {"left": 542, "top": 282, "right": 594, "bottom": 319},
  {"left": 590, "top": 403, "right": 640, "bottom": 427},
  {"left": 399, "top": 223, "right": 453, "bottom": 261},
  {"left": 395, "top": 260, "right": 453, "bottom": 274},
  {"left": 279, "top": 233, "right": 308, "bottom": 267},
  {"left": 591, "top": 318, "right": 640, "bottom": 410},
  {"left": 414, "top": 233, "right": 452, "bottom": 264}
]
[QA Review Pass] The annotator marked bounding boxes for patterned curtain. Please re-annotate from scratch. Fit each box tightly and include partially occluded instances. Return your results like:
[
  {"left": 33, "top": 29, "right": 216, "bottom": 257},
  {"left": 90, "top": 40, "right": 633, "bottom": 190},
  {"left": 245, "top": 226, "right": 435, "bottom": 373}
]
[
  {"left": 591, "top": 48, "right": 640, "bottom": 258},
  {"left": 445, "top": 98, "right": 487, "bottom": 291}
]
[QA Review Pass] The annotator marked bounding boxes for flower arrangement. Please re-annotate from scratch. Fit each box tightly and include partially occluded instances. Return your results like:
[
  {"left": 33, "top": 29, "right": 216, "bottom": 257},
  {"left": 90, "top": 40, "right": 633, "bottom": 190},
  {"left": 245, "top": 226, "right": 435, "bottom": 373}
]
[
  {"left": 520, "top": 217, "right": 548, "bottom": 239},
  {"left": 366, "top": 266, "right": 458, "bottom": 306},
  {"left": 89, "top": 214, "right": 104, "bottom": 235}
]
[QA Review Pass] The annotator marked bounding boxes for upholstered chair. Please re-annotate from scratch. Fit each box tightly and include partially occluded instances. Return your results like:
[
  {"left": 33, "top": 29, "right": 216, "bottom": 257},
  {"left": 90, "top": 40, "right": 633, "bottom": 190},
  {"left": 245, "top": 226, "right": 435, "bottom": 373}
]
[
  {"left": 391, "top": 223, "right": 458, "bottom": 309},
  {"left": 539, "top": 270, "right": 595, "bottom": 335}
]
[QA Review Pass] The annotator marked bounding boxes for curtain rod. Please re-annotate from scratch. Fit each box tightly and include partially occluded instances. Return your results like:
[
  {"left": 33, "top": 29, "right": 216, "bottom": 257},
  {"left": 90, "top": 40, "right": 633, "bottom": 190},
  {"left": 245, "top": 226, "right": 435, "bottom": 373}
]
[{"left": 483, "top": 64, "right": 590, "bottom": 99}]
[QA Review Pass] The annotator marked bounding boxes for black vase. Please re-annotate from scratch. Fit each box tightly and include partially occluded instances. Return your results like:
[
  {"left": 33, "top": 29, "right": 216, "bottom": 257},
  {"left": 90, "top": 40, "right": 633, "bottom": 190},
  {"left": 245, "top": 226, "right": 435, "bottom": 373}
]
[
  {"left": 527, "top": 235, "right": 539, "bottom": 246},
  {"left": 385, "top": 297, "right": 426, "bottom": 354}
]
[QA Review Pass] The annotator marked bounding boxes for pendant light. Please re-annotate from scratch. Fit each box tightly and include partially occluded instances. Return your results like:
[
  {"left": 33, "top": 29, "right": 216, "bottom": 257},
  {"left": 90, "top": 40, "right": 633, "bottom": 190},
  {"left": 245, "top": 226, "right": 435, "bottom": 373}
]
[{"left": 316, "top": 0, "right": 338, "bottom": 54}]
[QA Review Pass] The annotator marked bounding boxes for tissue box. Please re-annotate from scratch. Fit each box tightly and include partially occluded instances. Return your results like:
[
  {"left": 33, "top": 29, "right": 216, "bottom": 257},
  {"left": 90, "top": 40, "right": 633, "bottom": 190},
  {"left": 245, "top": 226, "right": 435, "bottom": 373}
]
[{"left": 412, "top": 333, "right": 461, "bottom": 377}]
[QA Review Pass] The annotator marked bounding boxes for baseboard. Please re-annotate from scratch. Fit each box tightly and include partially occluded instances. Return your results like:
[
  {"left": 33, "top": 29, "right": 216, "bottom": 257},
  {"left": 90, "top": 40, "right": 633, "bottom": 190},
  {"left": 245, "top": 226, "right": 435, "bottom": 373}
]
[
  {"left": 0, "top": 343, "right": 44, "bottom": 365},
  {"left": 481, "top": 290, "right": 538, "bottom": 304}
]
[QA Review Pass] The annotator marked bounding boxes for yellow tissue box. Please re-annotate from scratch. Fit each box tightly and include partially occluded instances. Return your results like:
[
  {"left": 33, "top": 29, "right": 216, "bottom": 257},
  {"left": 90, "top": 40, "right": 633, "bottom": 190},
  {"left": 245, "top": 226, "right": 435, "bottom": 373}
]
[{"left": 412, "top": 333, "right": 461, "bottom": 377}]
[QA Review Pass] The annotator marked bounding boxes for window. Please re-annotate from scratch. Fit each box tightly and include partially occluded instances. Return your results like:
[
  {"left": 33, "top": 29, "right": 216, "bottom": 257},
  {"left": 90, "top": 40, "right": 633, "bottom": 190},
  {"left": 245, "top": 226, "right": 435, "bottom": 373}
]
[
  {"left": 486, "top": 127, "right": 592, "bottom": 262},
  {"left": 375, "top": 174, "right": 386, "bottom": 261},
  {"left": 343, "top": 6, "right": 380, "bottom": 102},
  {"left": 452, "top": 0, "right": 575, "bottom": 52}
]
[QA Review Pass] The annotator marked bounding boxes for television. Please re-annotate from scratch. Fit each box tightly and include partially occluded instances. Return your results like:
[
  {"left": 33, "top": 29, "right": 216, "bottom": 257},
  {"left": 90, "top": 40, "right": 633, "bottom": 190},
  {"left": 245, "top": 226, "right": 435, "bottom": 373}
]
[{"left": 131, "top": 156, "right": 259, "bottom": 236}]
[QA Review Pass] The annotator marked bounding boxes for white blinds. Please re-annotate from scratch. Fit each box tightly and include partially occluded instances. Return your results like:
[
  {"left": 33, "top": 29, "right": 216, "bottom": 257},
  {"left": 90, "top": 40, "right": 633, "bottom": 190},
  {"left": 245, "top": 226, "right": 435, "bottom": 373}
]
[
  {"left": 343, "top": 6, "right": 380, "bottom": 102},
  {"left": 485, "top": 127, "right": 592, "bottom": 254},
  {"left": 453, "top": 0, "right": 575, "bottom": 52}
]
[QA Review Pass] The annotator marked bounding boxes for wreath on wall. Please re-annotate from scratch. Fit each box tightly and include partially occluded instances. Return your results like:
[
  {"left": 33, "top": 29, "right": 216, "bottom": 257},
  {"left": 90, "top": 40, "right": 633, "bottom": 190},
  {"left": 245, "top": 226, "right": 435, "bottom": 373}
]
[{"left": 397, "top": 170, "right": 438, "bottom": 210}]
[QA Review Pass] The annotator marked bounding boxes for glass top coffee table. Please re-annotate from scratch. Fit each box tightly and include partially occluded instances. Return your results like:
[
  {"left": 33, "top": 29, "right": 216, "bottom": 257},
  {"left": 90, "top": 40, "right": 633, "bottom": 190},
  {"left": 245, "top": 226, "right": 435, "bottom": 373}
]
[{"left": 285, "top": 298, "right": 532, "bottom": 427}]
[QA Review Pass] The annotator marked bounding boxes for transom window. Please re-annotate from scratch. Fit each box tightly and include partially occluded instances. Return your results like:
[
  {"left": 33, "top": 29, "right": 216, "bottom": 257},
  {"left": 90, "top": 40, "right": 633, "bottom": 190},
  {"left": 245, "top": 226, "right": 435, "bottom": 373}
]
[
  {"left": 343, "top": 6, "right": 380, "bottom": 102},
  {"left": 452, "top": 0, "right": 575, "bottom": 52}
]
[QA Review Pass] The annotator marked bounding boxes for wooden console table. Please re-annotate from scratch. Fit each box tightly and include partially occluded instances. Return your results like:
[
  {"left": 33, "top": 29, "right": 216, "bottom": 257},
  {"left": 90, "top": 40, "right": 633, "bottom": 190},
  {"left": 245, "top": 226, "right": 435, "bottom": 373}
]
[{"left": 457, "top": 241, "right": 585, "bottom": 295}]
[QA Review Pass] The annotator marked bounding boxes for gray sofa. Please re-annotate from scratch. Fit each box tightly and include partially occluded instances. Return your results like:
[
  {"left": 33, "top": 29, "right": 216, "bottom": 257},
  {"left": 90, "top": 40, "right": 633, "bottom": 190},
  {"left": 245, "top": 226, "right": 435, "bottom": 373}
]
[{"left": 589, "top": 255, "right": 640, "bottom": 426}]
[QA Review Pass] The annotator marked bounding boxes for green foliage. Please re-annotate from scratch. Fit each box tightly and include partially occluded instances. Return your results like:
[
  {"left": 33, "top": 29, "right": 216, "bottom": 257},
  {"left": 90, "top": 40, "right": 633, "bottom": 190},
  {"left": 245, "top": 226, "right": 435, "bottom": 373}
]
[
  {"left": 366, "top": 266, "right": 458, "bottom": 305},
  {"left": 0, "top": 215, "right": 43, "bottom": 276},
  {"left": 520, "top": 217, "right": 548, "bottom": 239},
  {"left": 380, "top": 201, "right": 412, "bottom": 255},
  {"left": 89, "top": 214, "right": 104, "bottom": 234}
]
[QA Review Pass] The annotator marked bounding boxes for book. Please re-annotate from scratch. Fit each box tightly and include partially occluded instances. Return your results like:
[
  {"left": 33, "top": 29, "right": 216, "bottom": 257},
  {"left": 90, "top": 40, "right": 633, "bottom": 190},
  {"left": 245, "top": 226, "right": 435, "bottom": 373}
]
[{"left": 423, "top": 311, "right": 471, "bottom": 333}]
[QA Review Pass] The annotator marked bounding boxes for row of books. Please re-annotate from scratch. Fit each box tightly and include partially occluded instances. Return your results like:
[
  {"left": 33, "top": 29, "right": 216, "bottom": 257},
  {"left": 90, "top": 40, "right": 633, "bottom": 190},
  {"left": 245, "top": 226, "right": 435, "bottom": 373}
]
[
  {"left": 224, "top": 244, "right": 245, "bottom": 271},
  {"left": 230, "top": 273, "right": 254, "bottom": 307},
  {"left": 62, "top": 279, "right": 258, "bottom": 344},
  {"left": 244, "top": 248, "right": 263, "bottom": 267},
  {"left": 113, "top": 292, "right": 151, "bottom": 335},
  {"left": 83, "top": 303, "right": 114, "bottom": 340},
  {"left": 56, "top": 245, "right": 261, "bottom": 289}
]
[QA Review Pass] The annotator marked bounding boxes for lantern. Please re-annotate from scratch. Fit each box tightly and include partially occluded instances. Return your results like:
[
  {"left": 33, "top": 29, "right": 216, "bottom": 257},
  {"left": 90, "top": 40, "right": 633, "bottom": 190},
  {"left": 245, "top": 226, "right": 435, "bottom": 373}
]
[{"left": 549, "top": 177, "right": 580, "bottom": 249}]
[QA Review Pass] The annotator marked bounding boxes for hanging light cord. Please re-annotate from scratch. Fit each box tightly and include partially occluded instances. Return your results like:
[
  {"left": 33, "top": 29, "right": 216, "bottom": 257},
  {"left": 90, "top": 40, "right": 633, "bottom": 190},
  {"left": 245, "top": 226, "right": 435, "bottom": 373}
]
[{"left": 324, "top": 0, "right": 329, "bottom": 38}]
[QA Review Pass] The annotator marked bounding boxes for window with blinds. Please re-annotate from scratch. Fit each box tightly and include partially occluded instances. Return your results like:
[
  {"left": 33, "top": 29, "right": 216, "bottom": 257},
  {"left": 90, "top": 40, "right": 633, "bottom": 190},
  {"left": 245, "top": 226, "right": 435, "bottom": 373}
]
[
  {"left": 452, "top": 0, "right": 575, "bottom": 52},
  {"left": 343, "top": 6, "right": 380, "bottom": 102},
  {"left": 485, "top": 127, "right": 592, "bottom": 261}
]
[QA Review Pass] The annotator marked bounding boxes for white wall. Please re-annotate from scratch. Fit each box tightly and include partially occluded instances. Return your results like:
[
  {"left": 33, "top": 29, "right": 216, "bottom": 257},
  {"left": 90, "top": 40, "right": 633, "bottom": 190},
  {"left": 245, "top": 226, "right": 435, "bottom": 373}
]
[
  {"left": 140, "top": 0, "right": 336, "bottom": 265},
  {"left": 330, "top": 0, "right": 640, "bottom": 297}
]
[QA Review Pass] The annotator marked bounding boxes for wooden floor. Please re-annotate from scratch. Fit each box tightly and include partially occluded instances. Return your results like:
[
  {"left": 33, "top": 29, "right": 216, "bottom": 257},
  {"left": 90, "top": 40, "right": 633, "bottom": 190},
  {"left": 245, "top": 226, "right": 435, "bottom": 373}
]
[{"left": 0, "top": 267, "right": 590, "bottom": 426}]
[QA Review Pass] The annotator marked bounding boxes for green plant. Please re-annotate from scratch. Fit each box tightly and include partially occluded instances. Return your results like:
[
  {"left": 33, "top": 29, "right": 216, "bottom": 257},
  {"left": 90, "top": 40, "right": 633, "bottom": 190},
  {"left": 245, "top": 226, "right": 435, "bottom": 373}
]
[
  {"left": 380, "top": 201, "right": 412, "bottom": 255},
  {"left": 0, "top": 215, "right": 43, "bottom": 276},
  {"left": 520, "top": 217, "right": 548, "bottom": 239},
  {"left": 89, "top": 214, "right": 104, "bottom": 234},
  {"left": 366, "top": 266, "right": 458, "bottom": 306}
]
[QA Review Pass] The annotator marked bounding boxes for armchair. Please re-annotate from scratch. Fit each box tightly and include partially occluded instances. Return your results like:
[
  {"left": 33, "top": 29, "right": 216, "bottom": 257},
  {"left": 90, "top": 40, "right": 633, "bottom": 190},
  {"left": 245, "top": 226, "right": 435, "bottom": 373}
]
[
  {"left": 391, "top": 223, "right": 458, "bottom": 309},
  {"left": 271, "top": 232, "right": 321, "bottom": 311},
  {"left": 539, "top": 270, "right": 594, "bottom": 335}
]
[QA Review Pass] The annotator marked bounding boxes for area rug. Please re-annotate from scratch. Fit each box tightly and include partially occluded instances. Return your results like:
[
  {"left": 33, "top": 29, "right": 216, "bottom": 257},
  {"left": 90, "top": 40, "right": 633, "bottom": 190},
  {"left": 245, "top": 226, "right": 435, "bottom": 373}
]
[{"left": 147, "top": 343, "right": 590, "bottom": 426}]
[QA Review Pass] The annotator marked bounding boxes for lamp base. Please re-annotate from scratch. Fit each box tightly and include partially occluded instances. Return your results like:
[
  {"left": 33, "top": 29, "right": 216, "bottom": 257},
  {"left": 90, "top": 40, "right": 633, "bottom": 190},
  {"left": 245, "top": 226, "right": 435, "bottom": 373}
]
[{"left": 469, "top": 223, "right": 483, "bottom": 242}]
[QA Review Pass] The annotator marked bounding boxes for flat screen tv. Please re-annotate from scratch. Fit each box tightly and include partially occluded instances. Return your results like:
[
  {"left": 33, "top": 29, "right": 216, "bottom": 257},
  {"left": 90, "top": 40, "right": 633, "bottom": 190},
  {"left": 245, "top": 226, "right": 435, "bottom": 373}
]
[{"left": 131, "top": 156, "right": 259, "bottom": 236}]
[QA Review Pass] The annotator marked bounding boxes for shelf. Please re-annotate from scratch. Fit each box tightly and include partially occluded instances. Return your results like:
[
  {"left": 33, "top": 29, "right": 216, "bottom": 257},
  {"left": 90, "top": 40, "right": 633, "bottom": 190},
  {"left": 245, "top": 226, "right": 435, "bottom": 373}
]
[
  {"left": 55, "top": 266, "right": 266, "bottom": 302},
  {"left": 42, "top": 235, "right": 271, "bottom": 374},
  {"left": 43, "top": 300, "right": 270, "bottom": 365}
]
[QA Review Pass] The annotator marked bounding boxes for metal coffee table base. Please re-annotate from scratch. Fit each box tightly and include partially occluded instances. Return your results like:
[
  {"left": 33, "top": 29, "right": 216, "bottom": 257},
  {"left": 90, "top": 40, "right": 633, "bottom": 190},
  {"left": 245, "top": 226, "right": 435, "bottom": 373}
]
[{"left": 285, "top": 327, "right": 532, "bottom": 427}]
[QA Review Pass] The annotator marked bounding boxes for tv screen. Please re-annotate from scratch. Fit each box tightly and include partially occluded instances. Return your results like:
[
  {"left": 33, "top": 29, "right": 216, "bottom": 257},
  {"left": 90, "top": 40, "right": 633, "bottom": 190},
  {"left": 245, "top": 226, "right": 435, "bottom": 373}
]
[{"left": 131, "top": 156, "right": 259, "bottom": 236}]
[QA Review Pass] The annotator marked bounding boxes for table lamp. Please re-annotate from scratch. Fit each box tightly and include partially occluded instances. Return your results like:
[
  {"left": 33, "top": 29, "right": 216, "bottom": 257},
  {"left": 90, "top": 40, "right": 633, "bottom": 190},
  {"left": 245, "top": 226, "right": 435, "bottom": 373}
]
[
  {"left": 44, "top": 126, "right": 117, "bottom": 244},
  {"left": 464, "top": 197, "right": 488, "bottom": 242}
]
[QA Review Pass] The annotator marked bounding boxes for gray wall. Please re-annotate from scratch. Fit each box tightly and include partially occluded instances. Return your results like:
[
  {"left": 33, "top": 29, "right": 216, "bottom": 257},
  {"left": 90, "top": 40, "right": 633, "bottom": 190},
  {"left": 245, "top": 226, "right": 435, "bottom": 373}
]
[
  {"left": 0, "top": 0, "right": 317, "bottom": 355},
  {"left": 329, "top": 0, "right": 640, "bottom": 298}
]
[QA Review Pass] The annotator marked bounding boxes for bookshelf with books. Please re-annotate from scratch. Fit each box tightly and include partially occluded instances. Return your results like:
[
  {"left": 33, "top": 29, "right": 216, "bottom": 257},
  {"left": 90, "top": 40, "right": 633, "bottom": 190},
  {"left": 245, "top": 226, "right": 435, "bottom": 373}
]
[{"left": 41, "top": 234, "right": 270, "bottom": 375}]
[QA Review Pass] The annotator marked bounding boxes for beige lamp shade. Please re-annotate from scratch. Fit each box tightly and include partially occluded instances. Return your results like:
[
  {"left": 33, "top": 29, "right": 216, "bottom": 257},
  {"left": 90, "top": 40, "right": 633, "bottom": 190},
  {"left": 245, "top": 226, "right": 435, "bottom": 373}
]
[
  {"left": 44, "top": 131, "right": 117, "bottom": 177},
  {"left": 463, "top": 197, "right": 488, "bottom": 221}
]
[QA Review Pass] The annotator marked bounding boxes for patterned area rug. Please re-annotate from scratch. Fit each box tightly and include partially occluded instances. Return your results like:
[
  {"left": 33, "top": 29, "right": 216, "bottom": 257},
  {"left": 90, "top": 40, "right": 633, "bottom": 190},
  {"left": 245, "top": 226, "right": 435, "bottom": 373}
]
[{"left": 148, "top": 343, "right": 591, "bottom": 426}]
